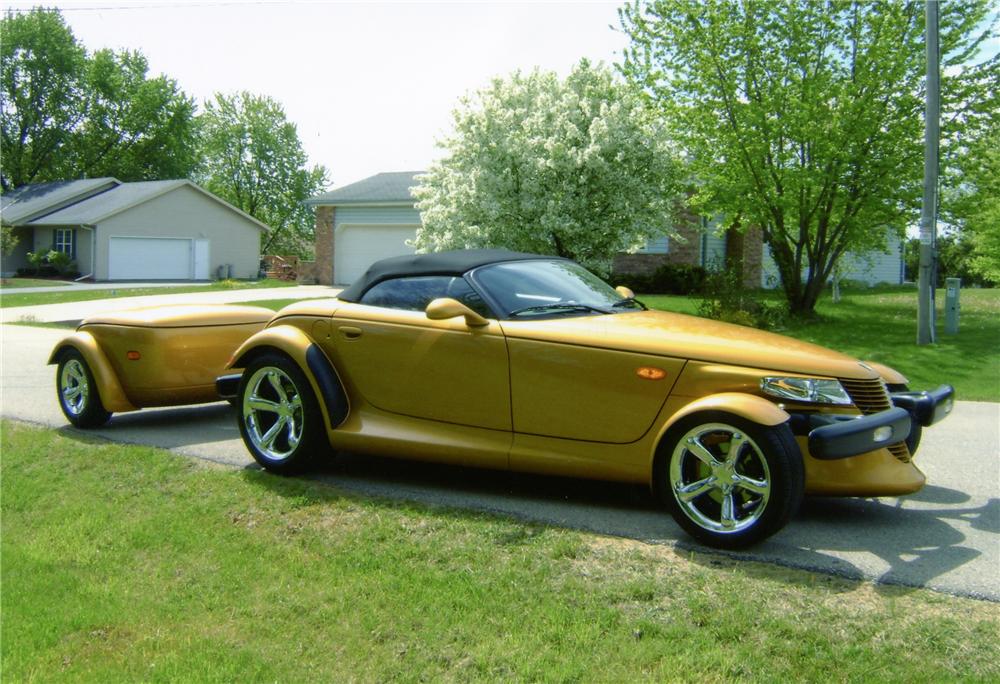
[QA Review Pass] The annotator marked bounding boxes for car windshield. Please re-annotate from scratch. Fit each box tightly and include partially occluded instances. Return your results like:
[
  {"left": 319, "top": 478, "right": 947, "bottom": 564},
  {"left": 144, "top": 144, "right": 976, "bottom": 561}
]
[{"left": 474, "top": 259, "right": 637, "bottom": 318}]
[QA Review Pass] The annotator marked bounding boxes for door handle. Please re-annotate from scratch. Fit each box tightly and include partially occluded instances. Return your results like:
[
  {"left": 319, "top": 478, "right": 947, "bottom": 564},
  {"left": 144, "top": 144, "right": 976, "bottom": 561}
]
[{"left": 339, "top": 326, "right": 363, "bottom": 340}]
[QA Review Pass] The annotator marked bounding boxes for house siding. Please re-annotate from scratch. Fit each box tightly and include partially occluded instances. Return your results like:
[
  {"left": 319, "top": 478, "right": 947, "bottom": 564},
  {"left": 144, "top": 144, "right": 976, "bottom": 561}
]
[
  {"left": 333, "top": 206, "right": 422, "bottom": 228},
  {"left": 760, "top": 229, "right": 904, "bottom": 288},
  {"left": 95, "top": 185, "right": 261, "bottom": 280}
]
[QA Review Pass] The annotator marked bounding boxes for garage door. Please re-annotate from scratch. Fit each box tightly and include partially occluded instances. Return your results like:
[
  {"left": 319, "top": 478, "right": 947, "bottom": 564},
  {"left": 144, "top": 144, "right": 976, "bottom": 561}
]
[
  {"left": 334, "top": 225, "right": 418, "bottom": 284},
  {"left": 109, "top": 237, "right": 192, "bottom": 280}
]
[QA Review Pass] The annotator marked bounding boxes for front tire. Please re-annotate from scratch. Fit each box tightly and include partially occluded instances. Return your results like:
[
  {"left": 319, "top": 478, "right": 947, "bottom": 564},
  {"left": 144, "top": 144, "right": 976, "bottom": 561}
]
[
  {"left": 237, "top": 353, "right": 325, "bottom": 474},
  {"left": 658, "top": 412, "right": 804, "bottom": 549},
  {"left": 56, "top": 349, "right": 112, "bottom": 428}
]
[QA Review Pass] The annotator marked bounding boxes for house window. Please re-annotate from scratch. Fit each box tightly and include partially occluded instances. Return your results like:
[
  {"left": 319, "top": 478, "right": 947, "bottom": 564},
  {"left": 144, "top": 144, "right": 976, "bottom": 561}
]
[
  {"left": 54, "top": 228, "right": 74, "bottom": 256},
  {"left": 640, "top": 236, "right": 669, "bottom": 254}
]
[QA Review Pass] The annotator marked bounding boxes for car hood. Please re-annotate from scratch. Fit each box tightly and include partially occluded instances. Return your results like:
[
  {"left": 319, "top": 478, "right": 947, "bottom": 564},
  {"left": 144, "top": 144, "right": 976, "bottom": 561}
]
[{"left": 499, "top": 310, "right": 877, "bottom": 380}]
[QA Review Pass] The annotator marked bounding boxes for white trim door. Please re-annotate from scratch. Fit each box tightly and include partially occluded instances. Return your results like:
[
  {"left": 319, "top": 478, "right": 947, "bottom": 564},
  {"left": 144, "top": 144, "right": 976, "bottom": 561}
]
[
  {"left": 194, "top": 239, "right": 211, "bottom": 280},
  {"left": 108, "top": 236, "right": 193, "bottom": 280}
]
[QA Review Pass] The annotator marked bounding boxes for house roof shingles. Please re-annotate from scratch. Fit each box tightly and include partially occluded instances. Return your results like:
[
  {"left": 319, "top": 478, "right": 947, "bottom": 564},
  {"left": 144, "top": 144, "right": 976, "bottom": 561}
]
[
  {"left": 0, "top": 178, "right": 119, "bottom": 225},
  {"left": 306, "top": 171, "right": 424, "bottom": 206},
  {"left": 26, "top": 180, "right": 185, "bottom": 226}
]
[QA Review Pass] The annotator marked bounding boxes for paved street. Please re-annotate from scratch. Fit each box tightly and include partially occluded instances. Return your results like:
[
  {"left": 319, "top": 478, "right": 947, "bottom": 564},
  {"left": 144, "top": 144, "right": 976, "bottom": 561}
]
[{"left": 2, "top": 303, "right": 998, "bottom": 601}]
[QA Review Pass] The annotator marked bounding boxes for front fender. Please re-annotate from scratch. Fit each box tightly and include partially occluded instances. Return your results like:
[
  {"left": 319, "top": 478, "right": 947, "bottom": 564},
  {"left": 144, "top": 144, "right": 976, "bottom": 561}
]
[
  {"left": 48, "top": 331, "right": 137, "bottom": 413},
  {"left": 863, "top": 360, "right": 908, "bottom": 386},
  {"left": 227, "top": 325, "right": 349, "bottom": 429},
  {"left": 655, "top": 392, "right": 790, "bottom": 445}
]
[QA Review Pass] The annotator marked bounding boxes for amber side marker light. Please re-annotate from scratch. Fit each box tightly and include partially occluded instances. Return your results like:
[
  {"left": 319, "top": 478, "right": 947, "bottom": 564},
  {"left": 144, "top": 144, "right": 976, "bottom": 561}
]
[
  {"left": 636, "top": 367, "right": 667, "bottom": 380},
  {"left": 126, "top": 351, "right": 141, "bottom": 361}
]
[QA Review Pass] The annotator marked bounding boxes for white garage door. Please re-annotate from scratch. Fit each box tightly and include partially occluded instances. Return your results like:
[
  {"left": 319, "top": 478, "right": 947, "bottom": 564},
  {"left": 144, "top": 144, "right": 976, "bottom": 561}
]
[
  {"left": 109, "top": 237, "right": 192, "bottom": 280},
  {"left": 335, "top": 225, "right": 418, "bottom": 284}
]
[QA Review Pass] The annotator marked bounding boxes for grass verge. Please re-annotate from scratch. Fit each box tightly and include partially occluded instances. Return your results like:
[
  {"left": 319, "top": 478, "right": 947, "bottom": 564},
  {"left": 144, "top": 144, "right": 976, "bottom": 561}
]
[
  {"left": 644, "top": 288, "right": 1000, "bottom": 402},
  {"left": 0, "top": 278, "right": 297, "bottom": 308},
  {"left": 3, "top": 421, "right": 998, "bottom": 681},
  {"left": 0, "top": 277, "right": 67, "bottom": 288}
]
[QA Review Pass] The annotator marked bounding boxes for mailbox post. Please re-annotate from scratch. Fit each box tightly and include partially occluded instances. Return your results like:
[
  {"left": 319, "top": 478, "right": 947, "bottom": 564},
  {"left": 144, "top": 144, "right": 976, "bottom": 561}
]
[{"left": 945, "top": 277, "right": 960, "bottom": 335}]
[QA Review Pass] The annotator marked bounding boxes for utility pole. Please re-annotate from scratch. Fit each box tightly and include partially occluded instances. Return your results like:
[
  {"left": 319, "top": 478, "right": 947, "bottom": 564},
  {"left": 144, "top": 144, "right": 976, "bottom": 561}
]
[{"left": 917, "top": 0, "right": 939, "bottom": 344}]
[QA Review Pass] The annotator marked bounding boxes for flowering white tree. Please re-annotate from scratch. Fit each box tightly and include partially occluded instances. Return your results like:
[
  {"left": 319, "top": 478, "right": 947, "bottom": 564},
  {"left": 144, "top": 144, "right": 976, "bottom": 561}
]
[{"left": 413, "top": 60, "right": 680, "bottom": 274}]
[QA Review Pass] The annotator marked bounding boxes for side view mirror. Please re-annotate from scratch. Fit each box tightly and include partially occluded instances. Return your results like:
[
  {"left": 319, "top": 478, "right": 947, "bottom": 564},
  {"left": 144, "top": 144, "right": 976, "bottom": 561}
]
[
  {"left": 615, "top": 285, "right": 635, "bottom": 299},
  {"left": 425, "top": 297, "right": 489, "bottom": 327}
]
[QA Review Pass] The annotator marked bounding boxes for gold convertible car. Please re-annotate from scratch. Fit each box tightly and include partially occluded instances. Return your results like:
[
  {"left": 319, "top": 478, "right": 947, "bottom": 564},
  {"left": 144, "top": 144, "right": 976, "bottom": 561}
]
[{"left": 49, "top": 250, "right": 954, "bottom": 548}]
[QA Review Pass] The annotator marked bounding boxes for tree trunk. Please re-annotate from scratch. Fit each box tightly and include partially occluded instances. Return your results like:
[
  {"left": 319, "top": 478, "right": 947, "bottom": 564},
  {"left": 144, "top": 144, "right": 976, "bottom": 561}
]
[{"left": 724, "top": 226, "right": 745, "bottom": 284}]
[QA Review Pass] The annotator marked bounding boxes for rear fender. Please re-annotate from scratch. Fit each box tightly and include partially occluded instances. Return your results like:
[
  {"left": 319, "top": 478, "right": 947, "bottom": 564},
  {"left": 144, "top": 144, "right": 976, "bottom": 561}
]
[
  {"left": 48, "top": 332, "right": 137, "bottom": 412},
  {"left": 227, "top": 325, "right": 349, "bottom": 429}
]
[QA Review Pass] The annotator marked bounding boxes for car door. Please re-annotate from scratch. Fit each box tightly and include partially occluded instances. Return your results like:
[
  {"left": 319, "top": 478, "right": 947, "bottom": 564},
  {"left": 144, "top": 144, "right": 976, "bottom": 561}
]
[
  {"left": 502, "top": 320, "right": 685, "bottom": 444},
  {"left": 329, "top": 276, "right": 512, "bottom": 432}
]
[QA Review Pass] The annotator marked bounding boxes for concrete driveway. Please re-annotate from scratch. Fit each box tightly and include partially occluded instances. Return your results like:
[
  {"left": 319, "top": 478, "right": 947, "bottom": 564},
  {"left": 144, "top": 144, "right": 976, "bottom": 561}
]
[{"left": 2, "top": 316, "right": 998, "bottom": 601}]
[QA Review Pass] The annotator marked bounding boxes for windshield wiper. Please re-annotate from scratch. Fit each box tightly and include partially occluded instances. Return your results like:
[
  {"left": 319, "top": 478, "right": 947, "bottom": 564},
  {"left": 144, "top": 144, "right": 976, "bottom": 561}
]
[
  {"left": 508, "top": 303, "right": 611, "bottom": 318},
  {"left": 612, "top": 296, "right": 647, "bottom": 310}
]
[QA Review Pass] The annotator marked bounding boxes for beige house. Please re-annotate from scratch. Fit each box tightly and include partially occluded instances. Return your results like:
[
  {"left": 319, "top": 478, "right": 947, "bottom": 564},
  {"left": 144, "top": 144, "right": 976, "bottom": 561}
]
[{"left": 1, "top": 178, "right": 267, "bottom": 280}]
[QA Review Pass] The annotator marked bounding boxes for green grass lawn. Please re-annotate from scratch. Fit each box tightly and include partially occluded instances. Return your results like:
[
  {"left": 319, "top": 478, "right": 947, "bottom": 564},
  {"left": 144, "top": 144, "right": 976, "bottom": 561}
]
[
  {"left": 0, "top": 277, "right": 68, "bottom": 288},
  {"left": 0, "top": 278, "right": 298, "bottom": 309},
  {"left": 644, "top": 288, "right": 1000, "bottom": 402},
  {"left": 239, "top": 296, "right": 333, "bottom": 310},
  {"left": 3, "top": 421, "right": 998, "bottom": 681}
]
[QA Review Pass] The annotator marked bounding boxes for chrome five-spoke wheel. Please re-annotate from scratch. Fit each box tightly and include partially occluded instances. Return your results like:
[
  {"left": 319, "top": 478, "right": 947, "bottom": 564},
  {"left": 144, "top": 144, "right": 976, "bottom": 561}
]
[
  {"left": 242, "top": 366, "right": 305, "bottom": 462},
  {"left": 60, "top": 358, "right": 90, "bottom": 416},
  {"left": 237, "top": 353, "right": 324, "bottom": 474},
  {"left": 54, "top": 349, "right": 111, "bottom": 428},
  {"left": 669, "top": 423, "right": 771, "bottom": 534},
  {"left": 661, "top": 413, "right": 803, "bottom": 548}
]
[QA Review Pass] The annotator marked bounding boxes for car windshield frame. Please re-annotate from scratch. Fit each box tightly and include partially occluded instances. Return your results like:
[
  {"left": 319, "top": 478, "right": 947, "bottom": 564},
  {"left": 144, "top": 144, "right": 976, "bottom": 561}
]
[{"left": 467, "top": 258, "right": 637, "bottom": 320}]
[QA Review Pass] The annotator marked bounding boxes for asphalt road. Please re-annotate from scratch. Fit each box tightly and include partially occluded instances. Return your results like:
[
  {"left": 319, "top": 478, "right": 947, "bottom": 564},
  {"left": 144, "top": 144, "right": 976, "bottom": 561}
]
[{"left": 2, "top": 315, "right": 998, "bottom": 601}]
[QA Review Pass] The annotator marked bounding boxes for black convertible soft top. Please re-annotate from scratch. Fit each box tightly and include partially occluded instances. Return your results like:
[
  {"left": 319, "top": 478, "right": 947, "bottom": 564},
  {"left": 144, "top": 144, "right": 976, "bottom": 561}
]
[{"left": 337, "top": 249, "right": 559, "bottom": 301}]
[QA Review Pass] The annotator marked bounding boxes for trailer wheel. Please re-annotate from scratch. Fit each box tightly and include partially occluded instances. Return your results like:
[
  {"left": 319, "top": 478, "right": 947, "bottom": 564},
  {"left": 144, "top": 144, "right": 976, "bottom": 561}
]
[{"left": 56, "top": 349, "right": 112, "bottom": 428}]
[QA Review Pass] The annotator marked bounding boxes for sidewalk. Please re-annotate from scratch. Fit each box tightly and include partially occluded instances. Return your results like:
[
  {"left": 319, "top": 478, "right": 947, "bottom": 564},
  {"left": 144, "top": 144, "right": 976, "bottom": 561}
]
[
  {"left": 0, "top": 285, "right": 340, "bottom": 324},
  {"left": 1, "top": 280, "right": 217, "bottom": 295}
]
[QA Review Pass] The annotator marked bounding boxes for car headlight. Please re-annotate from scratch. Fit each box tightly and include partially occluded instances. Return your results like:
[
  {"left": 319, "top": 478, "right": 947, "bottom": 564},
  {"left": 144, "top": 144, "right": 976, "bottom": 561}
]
[{"left": 760, "top": 376, "right": 852, "bottom": 405}]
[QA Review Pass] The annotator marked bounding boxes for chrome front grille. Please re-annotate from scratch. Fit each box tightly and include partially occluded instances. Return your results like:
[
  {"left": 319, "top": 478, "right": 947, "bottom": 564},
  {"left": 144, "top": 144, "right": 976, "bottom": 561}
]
[
  {"left": 839, "top": 378, "right": 892, "bottom": 415},
  {"left": 888, "top": 442, "right": 912, "bottom": 463},
  {"left": 840, "top": 377, "right": 910, "bottom": 462}
]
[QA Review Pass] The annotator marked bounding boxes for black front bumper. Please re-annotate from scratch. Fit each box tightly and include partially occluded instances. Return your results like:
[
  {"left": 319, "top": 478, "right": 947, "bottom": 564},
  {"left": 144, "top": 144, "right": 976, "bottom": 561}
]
[
  {"left": 795, "top": 408, "right": 913, "bottom": 460},
  {"left": 789, "top": 384, "right": 955, "bottom": 461},
  {"left": 890, "top": 384, "right": 956, "bottom": 427}
]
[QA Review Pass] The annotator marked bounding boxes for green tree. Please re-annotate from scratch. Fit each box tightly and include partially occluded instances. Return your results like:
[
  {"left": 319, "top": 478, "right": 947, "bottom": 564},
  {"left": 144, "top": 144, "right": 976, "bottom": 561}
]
[
  {"left": 413, "top": 60, "right": 680, "bottom": 274},
  {"left": 1, "top": 8, "right": 85, "bottom": 189},
  {"left": 74, "top": 49, "right": 197, "bottom": 181},
  {"left": 962, "top": 131, "right": 1000, "bottom": 284},
  {"left": 0, "top": 8, "right": 197, "bottom": 190},
  {"left": 620, "top": 0, "right": 997, "bottom": 314},
  {"left": 195, "top": 91, "right": 328, "bottom": 257},
  {"left": 1, "top": 224, "right": 19, "bottom": 259}
]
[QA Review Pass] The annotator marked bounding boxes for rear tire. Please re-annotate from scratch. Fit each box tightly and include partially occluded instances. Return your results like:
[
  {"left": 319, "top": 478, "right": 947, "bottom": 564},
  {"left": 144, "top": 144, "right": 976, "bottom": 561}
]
[
  {"left": 56, "top": 349, "right": 112, "bottom": 428},
  {"left": 237, "top": 353, "right": 325, "bottom": 475},
  {"left": 658, "top": 412, "right": 803, "bottom": 549}
]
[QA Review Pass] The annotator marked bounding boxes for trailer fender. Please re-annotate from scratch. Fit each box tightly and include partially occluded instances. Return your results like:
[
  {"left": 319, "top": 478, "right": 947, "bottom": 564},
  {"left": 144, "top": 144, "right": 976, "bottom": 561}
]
[{"left": 48, "top": 332, "right": 138, "bottom": 413}]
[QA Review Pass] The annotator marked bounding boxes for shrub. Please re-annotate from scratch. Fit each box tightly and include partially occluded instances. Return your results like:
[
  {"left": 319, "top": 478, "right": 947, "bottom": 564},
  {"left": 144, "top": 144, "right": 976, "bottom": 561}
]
[
  {"left": 698, "top": 269, "right": 787, "bottom": 330},
  {"left": 22, "top": 250, "right": 78, "bottom": 277},
  {"left": 612, "top": 263, "right": 707, "bottom": 295}
]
